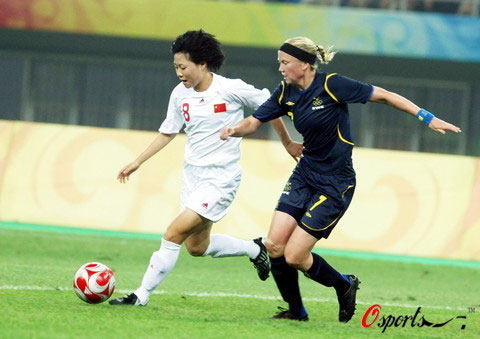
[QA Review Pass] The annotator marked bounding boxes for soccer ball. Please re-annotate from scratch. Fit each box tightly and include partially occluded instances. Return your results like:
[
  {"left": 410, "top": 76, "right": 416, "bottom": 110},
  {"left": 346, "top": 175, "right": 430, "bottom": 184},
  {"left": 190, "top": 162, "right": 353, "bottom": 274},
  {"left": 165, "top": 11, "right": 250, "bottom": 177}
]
[{"left": 73, "top": 262, "right": 116, "bottom": 304}]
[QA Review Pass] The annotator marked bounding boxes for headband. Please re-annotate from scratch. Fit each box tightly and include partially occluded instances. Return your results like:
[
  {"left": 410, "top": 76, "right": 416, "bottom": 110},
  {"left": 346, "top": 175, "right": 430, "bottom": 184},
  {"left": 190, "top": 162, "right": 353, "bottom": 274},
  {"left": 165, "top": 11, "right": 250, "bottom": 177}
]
[{"left": 279, "top": 43, "right": 317, "bottom": 65}]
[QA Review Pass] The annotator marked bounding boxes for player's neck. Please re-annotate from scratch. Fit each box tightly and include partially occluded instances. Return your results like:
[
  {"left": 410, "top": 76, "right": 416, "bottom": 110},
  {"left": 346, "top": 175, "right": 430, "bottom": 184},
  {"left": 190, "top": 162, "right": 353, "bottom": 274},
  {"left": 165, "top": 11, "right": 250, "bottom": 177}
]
[
  {"left": 194, "top": 72, "right": 213, "bottom": 92},
  {"left": 296, "top": 71, "right": 316, "bottom": 91}
]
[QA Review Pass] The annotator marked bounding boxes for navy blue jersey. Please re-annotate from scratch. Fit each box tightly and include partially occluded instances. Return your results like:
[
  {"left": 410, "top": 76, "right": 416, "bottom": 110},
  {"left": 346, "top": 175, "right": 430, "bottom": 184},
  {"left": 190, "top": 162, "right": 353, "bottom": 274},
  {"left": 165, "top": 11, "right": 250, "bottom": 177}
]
[{"left": 253, "top": 72, "right": 373, "bottom": 176}]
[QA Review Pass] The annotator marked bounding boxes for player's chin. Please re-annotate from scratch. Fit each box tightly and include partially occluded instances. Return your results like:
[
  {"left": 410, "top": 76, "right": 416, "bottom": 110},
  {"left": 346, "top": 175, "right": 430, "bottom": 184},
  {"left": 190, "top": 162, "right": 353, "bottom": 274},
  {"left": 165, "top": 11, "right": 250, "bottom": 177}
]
[{"left": 181, "top": 81, "right": 191, "bottom": 88}]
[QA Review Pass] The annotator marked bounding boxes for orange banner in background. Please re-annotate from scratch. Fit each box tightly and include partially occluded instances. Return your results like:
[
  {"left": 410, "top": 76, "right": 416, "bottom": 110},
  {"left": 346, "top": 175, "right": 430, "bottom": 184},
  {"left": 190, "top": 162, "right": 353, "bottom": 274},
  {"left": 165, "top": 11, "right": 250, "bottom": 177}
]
[
  {"left": 1, "top": 0, "right": 479, "bottom": 62},
  {"left": 0, "top": 0, "right": 170, "bottom": 35},
  {"left": 0, "top": 0, "right": 256, "bottom": 42},
  {"left": 1, "top": 119, "right": 479, "bottom": 260}
]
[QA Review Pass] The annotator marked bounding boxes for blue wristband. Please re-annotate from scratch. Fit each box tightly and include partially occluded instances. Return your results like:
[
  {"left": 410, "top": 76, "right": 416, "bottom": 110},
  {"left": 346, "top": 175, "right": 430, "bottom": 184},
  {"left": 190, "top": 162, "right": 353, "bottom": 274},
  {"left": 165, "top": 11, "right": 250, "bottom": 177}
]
[{"left": 416, "top": 108, "right": 435, "bottom": 125}]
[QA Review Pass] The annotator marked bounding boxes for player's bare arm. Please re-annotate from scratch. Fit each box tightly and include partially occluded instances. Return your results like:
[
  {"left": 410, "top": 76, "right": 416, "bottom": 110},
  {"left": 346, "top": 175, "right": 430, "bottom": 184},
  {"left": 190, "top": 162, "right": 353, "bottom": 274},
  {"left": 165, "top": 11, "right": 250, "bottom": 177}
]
[
  {"left": 117, "top": 132, "right": 177, "bottom": 183},
  {"left": 369, "top": 86, "right": 461, "bottom": 135},
  {"left": 270, "top": 117, "right": 303, "bottom": 162},
  {"left": 220, "top": 115, "right": 262, "bottom": 140}
]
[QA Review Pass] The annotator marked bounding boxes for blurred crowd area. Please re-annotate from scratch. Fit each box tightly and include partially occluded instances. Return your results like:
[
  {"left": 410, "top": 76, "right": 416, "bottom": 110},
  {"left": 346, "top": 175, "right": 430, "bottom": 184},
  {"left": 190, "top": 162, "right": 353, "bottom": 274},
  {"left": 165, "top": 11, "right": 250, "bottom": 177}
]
[{"left": 219, "top": 0, "right": 479, "bottom": 16}]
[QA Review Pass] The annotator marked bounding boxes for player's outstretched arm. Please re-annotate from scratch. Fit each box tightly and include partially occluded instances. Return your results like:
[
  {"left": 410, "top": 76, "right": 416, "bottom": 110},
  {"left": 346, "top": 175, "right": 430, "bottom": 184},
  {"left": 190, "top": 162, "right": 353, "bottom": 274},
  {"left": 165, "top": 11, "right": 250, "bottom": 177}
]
[
  {"left": 369, "top": 86, "right": 461, "bottom": 134},
  {"left": 220, "top": 116, "right": 262, "bottom": 140},
  {"left": 427, "top": 116, "right": 462, "bottom": 135},
  {"left": 117, "top": 132, "right": 177, "bottom": 183}
]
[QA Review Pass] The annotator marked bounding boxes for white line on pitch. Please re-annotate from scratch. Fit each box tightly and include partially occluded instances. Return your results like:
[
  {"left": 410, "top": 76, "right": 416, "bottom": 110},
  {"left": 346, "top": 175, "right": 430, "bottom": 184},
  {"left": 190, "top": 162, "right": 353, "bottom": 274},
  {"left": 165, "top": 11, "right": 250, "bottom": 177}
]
[{"left": 0, "top": 285, "right": 467, "bottom": 311}]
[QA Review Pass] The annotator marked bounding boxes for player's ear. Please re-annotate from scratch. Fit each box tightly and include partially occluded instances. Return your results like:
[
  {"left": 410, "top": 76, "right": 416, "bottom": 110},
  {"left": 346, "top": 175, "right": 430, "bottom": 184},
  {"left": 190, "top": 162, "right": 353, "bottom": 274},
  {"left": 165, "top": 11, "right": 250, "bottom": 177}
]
[{"left": 199, "top": 61, "right": 208, "bottom": 71}]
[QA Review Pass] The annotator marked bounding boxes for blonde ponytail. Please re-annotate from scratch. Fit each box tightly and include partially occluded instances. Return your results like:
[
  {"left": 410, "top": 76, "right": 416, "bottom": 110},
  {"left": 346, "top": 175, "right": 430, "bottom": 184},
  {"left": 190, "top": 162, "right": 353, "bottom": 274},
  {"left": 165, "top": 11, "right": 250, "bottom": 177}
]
[{"left": 316, "top": 45, "right": 335, "bottom": 65}]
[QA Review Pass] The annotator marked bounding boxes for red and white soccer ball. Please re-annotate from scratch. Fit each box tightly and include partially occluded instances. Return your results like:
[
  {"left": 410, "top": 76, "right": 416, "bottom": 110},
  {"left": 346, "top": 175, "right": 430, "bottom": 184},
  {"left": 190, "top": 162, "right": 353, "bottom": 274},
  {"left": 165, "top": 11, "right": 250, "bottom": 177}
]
[{"left": 73, "top": 262, "right": 116, "bottom": 304}]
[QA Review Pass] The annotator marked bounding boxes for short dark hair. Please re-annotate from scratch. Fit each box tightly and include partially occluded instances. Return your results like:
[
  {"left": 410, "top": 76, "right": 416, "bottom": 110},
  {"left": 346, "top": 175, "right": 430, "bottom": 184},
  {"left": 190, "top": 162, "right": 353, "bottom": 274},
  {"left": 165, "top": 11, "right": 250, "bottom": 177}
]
[{"left": 171, "top": 30, "right": 225, "bottom": 72}]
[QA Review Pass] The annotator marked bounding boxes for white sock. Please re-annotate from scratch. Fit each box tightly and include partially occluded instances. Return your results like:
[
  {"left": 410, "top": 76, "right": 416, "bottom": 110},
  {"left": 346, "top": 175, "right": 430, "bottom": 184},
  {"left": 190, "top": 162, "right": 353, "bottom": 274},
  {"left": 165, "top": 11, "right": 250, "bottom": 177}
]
[
  {"left": 202, "top": 234, "right": 260, "bottom": 259},
  {"left": 135, "top": 238, "right": 181, "bottom": 304}
]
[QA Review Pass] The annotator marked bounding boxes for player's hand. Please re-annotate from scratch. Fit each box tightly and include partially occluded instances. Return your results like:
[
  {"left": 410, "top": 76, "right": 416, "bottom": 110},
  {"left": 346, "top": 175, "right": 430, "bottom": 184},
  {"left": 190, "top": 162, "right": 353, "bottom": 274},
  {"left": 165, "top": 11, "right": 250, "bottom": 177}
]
[
  {"left": 220, "top": 127, "right": 235, "bottom": 140},
  {"left": 117, "top": 161, "right": 140, "bottom": 183},
  {"left": 428, "top": 117, "right": 462, "bottom": 135},
  {"left": 284, "top": 140, "right": 304, "bottom": 163}
]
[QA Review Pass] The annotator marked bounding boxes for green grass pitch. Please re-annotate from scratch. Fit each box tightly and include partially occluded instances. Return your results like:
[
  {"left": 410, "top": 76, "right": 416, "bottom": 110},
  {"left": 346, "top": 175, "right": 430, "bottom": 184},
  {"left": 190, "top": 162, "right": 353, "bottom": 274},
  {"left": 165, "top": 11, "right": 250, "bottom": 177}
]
[{"left": 0, "top": 223, "right": 479, "bottom": 338}]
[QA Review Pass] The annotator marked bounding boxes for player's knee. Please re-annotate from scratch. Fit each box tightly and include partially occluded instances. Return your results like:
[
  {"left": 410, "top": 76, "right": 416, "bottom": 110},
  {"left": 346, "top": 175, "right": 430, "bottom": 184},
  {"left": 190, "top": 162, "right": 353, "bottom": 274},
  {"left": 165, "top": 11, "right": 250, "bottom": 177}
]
[
  {"left": 265, "top": 239, "right": 284, "bottom": 257},
  {"left": 185, "top": 244, "right": 206, "bottom": 257},
  {"left": 284, "top": 254, "right": 303, "bottom": 270},
  {"left": 284, "top": 251, "right": 309, "bottom": 271}
]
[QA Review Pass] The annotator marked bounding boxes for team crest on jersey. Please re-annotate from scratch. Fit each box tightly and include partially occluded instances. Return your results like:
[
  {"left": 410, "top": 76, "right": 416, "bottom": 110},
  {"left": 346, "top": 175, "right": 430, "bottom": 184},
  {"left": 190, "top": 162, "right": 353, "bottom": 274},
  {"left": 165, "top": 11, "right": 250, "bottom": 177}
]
[
  {"left": 312, "top": 96, "right": 324, "bottom": 110},
  {"left": 282, "top": 182, "right": 292, "bottom": 195}
]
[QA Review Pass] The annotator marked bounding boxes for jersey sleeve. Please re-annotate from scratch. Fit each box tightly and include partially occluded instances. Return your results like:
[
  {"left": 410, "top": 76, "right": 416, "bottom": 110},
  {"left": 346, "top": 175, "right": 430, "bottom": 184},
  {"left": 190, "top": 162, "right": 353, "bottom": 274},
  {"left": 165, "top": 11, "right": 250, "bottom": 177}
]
[
  {"left": 226, "top": 78, "right": 271, "bottom": 109},
  {"left": 158, "top": 89, "right": 184, "bottom": 133},
  {"left": 324, "top": 74, "right": 373, "bottom": 104},
  {"left": 252, "top": 82, "right": 286, "bottom": 122}
]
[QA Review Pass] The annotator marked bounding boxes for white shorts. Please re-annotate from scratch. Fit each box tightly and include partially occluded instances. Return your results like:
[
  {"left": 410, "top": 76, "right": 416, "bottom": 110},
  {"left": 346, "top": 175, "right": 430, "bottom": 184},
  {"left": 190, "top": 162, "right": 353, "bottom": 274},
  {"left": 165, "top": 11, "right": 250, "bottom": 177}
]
[{"left": 180, "top": 162, "right": 242, "bottom": 222}]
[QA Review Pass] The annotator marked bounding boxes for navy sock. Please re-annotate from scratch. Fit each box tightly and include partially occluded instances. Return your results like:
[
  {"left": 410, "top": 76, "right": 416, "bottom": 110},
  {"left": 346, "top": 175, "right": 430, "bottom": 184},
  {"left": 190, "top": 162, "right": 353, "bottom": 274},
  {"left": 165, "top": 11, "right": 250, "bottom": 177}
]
[
  {"left": 305, "top": 253, "right": 350, "bottom": 295},
  {"left": 270, "top": 256, "right": 307, "bottom": 317}
]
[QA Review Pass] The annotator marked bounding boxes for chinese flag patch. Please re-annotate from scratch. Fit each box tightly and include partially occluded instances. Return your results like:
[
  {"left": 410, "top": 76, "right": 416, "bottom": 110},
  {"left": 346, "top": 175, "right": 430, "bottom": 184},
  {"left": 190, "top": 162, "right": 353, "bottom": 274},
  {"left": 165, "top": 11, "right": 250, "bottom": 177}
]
[{"left": 214, "top": 103, "right": 227, "bottom": 113}]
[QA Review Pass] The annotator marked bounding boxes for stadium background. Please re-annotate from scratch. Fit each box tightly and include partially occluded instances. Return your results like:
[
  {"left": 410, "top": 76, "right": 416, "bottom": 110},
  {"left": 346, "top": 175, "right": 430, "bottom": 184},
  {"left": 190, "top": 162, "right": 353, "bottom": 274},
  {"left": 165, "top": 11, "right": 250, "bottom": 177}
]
[{"left": 0, "top": 0, "right": 479, "bottom": 261}]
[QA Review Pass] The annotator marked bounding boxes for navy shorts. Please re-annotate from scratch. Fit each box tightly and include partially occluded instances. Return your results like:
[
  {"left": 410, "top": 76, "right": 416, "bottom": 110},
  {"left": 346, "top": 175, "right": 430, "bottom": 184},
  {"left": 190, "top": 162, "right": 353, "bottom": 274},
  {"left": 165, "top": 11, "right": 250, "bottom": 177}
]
[{"left": 276, "top": 160, "right": 355, "bottom": 239}]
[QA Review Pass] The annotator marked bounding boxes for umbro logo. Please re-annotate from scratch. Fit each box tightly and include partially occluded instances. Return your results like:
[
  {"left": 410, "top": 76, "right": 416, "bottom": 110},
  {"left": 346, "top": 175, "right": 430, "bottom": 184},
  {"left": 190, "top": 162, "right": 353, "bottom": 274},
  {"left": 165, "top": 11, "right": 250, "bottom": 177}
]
[{"left": 202, "top": 203, "right": 209, "bottom": 209}]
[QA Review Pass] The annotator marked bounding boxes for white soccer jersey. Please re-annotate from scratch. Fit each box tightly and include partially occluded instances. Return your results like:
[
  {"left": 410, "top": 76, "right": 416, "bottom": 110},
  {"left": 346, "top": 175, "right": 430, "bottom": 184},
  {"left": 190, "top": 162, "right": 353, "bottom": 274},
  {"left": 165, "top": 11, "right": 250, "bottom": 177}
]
[{"left": 159, "top": 73, "right": 270, "bottom": 167}]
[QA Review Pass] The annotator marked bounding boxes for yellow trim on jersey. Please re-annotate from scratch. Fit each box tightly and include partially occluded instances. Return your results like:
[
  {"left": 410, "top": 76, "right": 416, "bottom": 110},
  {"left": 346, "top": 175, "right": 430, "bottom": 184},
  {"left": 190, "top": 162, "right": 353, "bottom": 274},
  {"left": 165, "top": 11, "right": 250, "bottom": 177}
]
[
  {"left": 337, "top": 125, "right": 355, "bottom": 146},
  {"left": 324, "top": 73, "right": 339, "bottom": 102},
  {"left": 287, "top": 112, "right": 294, "bottom": 121},
  {"left": 286, "top": 101, "right": 295, "bottom": 106},
  {"left": 278, "top": 81, "right": 286, "bottom": 105},
  {"left": 342, "top": 185, "right": 355, "bottom": 196}
]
